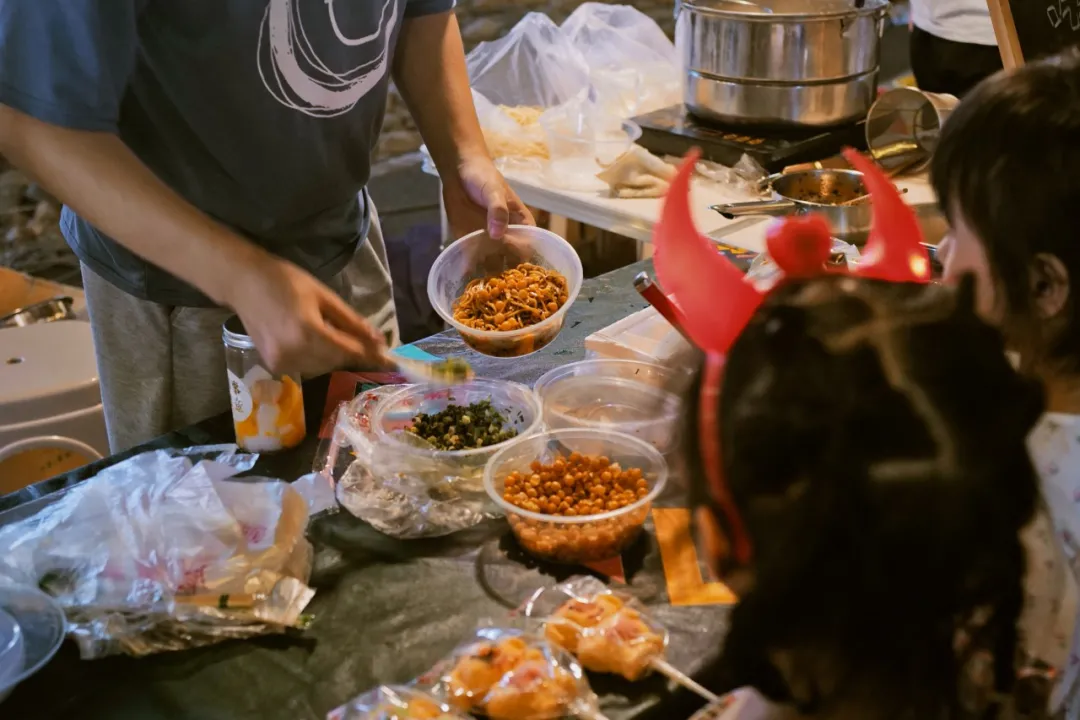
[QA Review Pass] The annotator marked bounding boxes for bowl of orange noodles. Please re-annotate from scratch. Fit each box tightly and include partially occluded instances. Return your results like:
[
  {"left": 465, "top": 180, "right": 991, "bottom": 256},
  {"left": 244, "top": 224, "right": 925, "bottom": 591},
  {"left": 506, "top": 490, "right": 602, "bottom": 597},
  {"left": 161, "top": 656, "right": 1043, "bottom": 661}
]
[{"left": 428, "top": 226, "right": 584, "bottom": 357}]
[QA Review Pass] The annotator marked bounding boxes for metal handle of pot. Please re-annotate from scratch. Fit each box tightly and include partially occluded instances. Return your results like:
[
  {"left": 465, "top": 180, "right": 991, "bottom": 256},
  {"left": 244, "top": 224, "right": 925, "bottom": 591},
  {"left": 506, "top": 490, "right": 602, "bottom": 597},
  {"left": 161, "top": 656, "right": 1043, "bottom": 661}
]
[{"left": 711, "top": 200, "right": 797, "bottom": 219}]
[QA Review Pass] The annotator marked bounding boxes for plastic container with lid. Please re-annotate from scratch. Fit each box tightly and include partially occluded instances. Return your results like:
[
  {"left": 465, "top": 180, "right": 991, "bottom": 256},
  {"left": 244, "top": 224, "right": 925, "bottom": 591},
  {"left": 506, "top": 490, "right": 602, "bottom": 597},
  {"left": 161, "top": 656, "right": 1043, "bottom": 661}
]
[
  {"left": 428, "top": 226, "right": 583, "bottom": 358},
  {"left": 222, "top": 316, "right": 306, "bottom": 453},
  {"left": 533, "top": 360, "right": 681, "bottom": 453},
  {"left": 0, "top": 583, "right": 66, "bottom": 702},
  {"left": 484, "top": 428, "right": 668, "bottom": 564},
  {"left": 540, "top": 106, "right": 642, "bottom": 192}
]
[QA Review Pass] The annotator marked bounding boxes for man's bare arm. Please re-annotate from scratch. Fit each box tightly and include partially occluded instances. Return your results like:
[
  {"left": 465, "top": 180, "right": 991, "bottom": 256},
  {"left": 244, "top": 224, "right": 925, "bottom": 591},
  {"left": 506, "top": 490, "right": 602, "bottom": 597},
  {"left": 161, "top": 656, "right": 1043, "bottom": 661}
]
[
  {"left": 0, "top": 104, "right": 384, "bottom": 374},
  {"left": 0, "top": 103, "right": 261, "bottom": 307}
]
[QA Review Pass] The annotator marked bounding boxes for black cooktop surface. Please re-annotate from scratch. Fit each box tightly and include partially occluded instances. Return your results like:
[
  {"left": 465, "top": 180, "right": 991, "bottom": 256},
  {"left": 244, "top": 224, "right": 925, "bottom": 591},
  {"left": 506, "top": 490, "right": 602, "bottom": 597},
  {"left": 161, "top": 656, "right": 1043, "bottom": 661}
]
[{"left": 632, "top": 105, "right": 869, "bottom": 173}]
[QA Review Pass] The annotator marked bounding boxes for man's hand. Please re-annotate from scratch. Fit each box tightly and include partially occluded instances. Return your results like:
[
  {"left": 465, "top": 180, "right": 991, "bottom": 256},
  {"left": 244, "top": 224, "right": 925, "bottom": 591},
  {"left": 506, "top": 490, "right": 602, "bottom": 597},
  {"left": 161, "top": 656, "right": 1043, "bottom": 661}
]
[
  {"left": 443, "top": 155, "right": 535, "bottom": 240},
  {"left": 226, "top": 252, "right": 388, "bottom": 377}
]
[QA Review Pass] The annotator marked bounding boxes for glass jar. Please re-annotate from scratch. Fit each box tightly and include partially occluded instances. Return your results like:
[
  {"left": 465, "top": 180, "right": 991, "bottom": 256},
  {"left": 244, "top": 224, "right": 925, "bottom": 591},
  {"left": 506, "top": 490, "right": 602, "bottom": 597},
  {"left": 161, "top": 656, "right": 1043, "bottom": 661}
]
[{"left": 222, "top": 316, "right": 306, "bottom": 452}]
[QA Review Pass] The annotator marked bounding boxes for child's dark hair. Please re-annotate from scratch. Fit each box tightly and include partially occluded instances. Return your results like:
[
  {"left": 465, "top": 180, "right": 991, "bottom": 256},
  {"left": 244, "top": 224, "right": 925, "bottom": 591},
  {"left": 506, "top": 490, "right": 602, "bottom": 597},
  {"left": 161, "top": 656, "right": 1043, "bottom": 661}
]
[
  {"left": 686, "top": 275, "right": 1044, "bottom": 718},
  {"left": 931, "top": 50, "right": 1080, "bottom": 371}
]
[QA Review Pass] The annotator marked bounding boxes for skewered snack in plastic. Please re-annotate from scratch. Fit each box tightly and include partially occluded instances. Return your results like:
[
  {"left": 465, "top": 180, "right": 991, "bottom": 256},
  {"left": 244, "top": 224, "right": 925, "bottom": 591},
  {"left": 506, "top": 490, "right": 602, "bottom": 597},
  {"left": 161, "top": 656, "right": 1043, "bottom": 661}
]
[
  {"left": 330, "top": 685, "right": 468, "bottom": 720},
  {"left": 546, "top": 592, "right": 665, "bottom": 681},
  {"left": 453, "top": 263, "right": 569, "bottom": 332},
  {"left": 430, "top": 627, "right": 606, "bottom": 720},
  {"left": 524, "top": 577, "right": 721, "bottom": 702}
]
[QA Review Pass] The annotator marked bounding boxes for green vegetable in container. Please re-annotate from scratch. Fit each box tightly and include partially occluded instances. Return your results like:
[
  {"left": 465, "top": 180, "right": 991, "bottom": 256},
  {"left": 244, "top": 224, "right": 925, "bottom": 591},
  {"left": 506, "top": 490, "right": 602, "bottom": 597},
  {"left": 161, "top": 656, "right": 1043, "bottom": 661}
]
[{"left": 407, "top": 399, "right": 518, "bottom": 451}]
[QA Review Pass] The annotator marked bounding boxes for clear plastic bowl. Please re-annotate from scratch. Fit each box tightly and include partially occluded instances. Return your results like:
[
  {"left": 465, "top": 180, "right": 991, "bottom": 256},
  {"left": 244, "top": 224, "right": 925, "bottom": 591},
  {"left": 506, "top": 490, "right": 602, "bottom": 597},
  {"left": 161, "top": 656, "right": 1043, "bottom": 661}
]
[
  {"left": 484, "top": 429, "right": 668, "bottom": 564},
  {"left": 534, "top": 360, "right": 682, "bottom": 453},
  {"left": 428, "top": 226, "right": 584, "bottom": 358},
  {"left": 0, "top": 584, "right": 65, "bottom": 702},
  {"left": 372, "top": 378, "right": 544, "bottom": 469},
  {"left": 541, "top": 108, "right": 642, "bottom": 191}
]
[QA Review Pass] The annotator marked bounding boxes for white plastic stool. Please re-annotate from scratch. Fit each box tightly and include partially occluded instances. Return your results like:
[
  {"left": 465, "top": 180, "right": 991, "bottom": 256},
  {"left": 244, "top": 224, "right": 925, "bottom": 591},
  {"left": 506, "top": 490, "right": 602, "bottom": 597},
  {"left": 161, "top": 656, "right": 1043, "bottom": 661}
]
[{"left": 0, "top": 321, "right": 107, "bottom": 492}]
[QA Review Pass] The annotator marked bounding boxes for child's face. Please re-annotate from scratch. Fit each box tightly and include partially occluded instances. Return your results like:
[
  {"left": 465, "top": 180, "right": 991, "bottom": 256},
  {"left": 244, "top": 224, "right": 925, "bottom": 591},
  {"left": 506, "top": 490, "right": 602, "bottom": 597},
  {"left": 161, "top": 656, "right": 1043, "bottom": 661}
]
[{"left": 939, "top": 211, "right": 1001, "bottom": 324}]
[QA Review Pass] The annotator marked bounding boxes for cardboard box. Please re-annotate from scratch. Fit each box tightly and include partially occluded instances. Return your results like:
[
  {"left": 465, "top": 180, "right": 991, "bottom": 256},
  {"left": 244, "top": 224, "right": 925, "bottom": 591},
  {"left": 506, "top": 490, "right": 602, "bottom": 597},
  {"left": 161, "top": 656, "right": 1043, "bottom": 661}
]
[{"left": 0, "top": 265, "right": 86, "bottom": 319}]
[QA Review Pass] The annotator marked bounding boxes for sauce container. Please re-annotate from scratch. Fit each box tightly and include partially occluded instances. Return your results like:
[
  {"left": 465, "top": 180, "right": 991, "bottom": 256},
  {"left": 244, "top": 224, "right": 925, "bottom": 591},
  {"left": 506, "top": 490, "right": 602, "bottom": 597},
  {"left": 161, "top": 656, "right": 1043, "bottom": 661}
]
[{"left": 222, "top": 316, "right": 306, "bottom": 452}]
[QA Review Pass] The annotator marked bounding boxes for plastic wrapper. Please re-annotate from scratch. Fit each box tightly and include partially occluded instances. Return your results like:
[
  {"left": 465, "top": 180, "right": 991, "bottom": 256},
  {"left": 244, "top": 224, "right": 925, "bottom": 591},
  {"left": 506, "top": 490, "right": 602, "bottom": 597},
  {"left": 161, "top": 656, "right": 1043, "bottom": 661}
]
[
  {"left": 329, "top": 685, "right": 469, "bottom": 720},
  {"left": 466, "top": 13, "right": 590, "bottom": 162},
  {"left": 561, "top": 4, "right": 680, "bottom": 117},
  {"left": 424, "top": 626, "right": 607, "bottom": 720},
  {"left": 665, "top": 154, "right": 768, "bottom": 197},
  {"left": 523, "top": 577, "right": 720, "bottom": 702},
  {"left": 333, "top": 384, "right": 526, "bottom": 539},
  {"left": 746, "top": 235, "right": 862, "bottom": 292},
  {"left": 0, "top": 446, "right": 316, "bottom": 658},
  {"left": 523, "top": 577, "right": 666, "bottom": 682}
]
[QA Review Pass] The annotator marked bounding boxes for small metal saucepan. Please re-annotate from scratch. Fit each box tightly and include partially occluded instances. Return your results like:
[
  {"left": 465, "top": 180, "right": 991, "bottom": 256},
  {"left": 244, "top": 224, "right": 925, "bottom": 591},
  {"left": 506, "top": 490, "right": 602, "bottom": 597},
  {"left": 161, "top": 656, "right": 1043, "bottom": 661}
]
[
  {"left": 0, "top": 296, "right": 76, "bottom": 329},
  {"left": 712, "top": 168, "right": 872, "bottom": 244}
]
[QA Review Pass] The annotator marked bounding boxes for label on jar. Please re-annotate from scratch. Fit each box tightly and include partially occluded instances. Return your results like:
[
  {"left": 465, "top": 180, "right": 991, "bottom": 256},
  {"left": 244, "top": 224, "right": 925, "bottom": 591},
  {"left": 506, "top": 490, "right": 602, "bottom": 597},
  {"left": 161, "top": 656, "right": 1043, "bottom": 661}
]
[{"left": 227, "top": 369, "right": 253, "bottom": 422}]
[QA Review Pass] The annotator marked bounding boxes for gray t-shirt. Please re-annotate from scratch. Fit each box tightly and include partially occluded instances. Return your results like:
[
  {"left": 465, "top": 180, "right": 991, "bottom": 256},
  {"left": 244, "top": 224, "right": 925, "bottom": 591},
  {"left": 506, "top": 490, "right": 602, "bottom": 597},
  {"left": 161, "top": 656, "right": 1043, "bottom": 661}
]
[{"left": 0, "top": 0, "right": 453, "bottom": 306}]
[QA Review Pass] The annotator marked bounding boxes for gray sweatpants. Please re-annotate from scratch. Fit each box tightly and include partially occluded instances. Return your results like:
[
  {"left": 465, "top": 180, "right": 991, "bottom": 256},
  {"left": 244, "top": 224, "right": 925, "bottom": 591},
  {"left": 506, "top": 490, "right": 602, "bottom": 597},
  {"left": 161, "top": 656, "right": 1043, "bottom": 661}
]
[{"left": 82, "top": 204, "right": 399, "bottom": 454}]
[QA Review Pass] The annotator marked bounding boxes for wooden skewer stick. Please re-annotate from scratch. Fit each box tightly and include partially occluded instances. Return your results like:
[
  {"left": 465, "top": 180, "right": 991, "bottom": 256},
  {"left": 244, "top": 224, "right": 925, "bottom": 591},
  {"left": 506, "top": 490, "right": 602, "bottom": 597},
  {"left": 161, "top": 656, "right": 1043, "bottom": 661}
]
[{"left": 650, "top": 657, "right": 722, "bottom": 704}]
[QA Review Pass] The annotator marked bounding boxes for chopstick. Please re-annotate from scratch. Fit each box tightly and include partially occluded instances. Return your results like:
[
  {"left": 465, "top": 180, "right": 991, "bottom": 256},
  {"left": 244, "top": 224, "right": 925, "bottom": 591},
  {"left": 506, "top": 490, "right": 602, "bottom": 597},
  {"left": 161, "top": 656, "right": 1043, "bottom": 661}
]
[{"left": 633, "top": 272, "right": 694, "bottom": 343}]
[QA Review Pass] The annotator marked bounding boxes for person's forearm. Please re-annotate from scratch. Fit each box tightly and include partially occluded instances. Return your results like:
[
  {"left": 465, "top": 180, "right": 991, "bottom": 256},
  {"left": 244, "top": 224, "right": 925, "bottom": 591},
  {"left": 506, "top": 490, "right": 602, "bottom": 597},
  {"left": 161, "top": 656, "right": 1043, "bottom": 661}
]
[
  {"left": 392, "top": 11, "right": 489, "bottom": 175},
  {"left": 0, "top": 104, "right": 266, "bottom": 307}
]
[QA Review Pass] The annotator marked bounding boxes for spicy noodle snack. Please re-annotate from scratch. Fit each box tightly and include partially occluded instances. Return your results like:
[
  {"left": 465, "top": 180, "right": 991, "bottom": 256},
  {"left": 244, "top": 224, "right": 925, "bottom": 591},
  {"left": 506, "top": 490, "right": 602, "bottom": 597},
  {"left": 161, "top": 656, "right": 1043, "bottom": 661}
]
[
  {"left": 428, "top": 226, "right": 583, "bottom": 357},
  {"left": 453, "top": 262, "right": 569, "bottom": 333}
]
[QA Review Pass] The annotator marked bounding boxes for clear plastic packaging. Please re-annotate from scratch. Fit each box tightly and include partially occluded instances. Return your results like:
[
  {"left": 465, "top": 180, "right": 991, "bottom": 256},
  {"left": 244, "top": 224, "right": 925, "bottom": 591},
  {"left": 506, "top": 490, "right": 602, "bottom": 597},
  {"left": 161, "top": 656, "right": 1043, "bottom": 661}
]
[
  {"left": 426, "top": 626, "right": 607, "bottom": 720},
  {"left": 539, "top": 103, "right": 642, "bottom": 192},
  {"left": 523, "top": 576, "right": 720, "bottom": 701},
  {"left": 0, "top": 446, "right": 316, "bottom": 658},
  {"left": 484, "top": 429, "right": 668, "bottom": 564},
  {"left": 335, "top": 381, "right": 543, "bottom": 538},
  {"left": 533, "top": 360, "right": 682, "bottom": 453},
  {"left": 466, "top": 13, "right": 590, "bottom": 163},
  {"left": 524, "top": 577, "right": 666, "bottom": 682},
  {"left": 428, "top": 226, "right": 583, "bottom": 358},
  {"left": 561, "top": 4, "right": 680, "bottom": 116},
  {"left": 223, "top": 316, "right": 306, "bottom": 452},
  {"left": 329, "top": 685, "right": 469, "bottom": 720}
]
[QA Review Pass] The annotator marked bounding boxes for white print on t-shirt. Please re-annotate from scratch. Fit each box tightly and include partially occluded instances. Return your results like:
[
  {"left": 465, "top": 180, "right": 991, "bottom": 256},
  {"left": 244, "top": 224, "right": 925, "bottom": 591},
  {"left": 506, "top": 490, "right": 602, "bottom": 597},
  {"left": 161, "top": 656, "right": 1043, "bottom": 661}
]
[{"left": 257, "top": 0, "right": 398, "bottom": 118}]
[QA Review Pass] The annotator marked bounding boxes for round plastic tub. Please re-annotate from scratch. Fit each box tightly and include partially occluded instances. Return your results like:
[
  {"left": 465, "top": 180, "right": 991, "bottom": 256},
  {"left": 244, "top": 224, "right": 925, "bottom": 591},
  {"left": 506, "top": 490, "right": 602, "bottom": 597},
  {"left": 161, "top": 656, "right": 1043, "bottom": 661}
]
[
  {"left": 0, "top": 584, "right": 65, "bottom": 702},
  {"left": 534, "top": 360, "right": 682, "bottom": 453},
  {"left": 541, "top": 111, "right": 643, "bottom": 192},
  {"left": 371, "top": 378, "right": 544, "bottom": 471},
  {"left": 428, "top": 226, "right": 583, "bottom": 358},
  {"left": 485, "top": 428, "right": 668, "bottom": 564}
]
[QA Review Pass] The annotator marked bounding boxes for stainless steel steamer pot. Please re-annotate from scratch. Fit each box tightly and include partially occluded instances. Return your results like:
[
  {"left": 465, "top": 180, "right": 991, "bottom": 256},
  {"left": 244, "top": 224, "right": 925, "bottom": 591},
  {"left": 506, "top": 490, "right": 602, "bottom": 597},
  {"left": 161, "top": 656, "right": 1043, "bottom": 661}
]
[{"left": 677, "top": 0, "right": 889, "bottom": 127}]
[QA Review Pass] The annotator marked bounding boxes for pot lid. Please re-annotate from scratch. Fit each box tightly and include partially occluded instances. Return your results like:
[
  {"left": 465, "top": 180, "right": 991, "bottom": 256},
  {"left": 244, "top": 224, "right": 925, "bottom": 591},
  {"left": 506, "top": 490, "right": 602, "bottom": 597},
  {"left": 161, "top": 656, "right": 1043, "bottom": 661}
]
[
  {"left": 684, "top": 0, "right": 887, "bottom": 18},
  {"left": 0, "top": 321, "right": 101, "bottom": 425}
]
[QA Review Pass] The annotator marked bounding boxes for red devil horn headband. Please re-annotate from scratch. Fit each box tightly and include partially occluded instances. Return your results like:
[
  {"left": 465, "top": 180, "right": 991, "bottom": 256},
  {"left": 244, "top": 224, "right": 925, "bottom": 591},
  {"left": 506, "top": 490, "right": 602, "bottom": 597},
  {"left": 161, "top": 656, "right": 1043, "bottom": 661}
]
[{"left": 652, "top": 148, "right": 931, "bottom": 356}]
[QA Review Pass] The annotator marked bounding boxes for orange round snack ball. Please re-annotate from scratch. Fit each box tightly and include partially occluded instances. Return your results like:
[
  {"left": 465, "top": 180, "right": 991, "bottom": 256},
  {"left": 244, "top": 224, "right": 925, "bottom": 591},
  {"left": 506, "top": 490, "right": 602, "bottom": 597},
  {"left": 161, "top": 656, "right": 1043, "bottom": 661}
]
[{"left": 501, "top": 454, "right": 648, "bottom": 518}]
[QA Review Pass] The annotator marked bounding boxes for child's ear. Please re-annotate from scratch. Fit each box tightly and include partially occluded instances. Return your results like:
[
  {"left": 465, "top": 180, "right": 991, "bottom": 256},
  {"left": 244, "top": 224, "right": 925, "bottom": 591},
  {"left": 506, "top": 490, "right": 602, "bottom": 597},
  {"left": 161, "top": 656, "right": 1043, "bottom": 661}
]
[{"left": 1029, "top": 253, "right": 1070, "bottom": 320}]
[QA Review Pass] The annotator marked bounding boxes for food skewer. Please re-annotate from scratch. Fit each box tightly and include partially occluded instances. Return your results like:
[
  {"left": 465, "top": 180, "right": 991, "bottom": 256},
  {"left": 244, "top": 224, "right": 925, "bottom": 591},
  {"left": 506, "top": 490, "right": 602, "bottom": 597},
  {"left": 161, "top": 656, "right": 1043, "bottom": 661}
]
[{"left": 534, "top": 588, "right": 722, "bottom": 704}]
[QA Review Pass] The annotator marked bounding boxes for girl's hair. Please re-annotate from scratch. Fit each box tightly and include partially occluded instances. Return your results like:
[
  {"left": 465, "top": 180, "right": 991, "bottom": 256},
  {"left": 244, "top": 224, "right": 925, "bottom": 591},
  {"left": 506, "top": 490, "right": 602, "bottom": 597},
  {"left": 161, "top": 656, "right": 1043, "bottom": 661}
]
[
  {"left": 931, "top": 50, "right": 1080, "bottom": 371},
  {"left": 686, "top": 275, "right": 1044, "bottom": 718}
]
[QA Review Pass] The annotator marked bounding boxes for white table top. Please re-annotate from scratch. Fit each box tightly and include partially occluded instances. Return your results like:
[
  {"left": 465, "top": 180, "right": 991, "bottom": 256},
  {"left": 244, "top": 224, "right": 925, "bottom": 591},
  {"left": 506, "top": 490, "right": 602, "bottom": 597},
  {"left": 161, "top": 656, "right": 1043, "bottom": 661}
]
[{"left": 503, "top": 167, "right": 940, "bottom": 254}]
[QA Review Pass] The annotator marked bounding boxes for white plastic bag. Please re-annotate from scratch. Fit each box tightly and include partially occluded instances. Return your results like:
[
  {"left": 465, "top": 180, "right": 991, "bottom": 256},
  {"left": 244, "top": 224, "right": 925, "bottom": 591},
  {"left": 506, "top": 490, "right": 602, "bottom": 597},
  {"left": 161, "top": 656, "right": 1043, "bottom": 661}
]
[
  {"left": 466, "top": 13, "right": 590, "bottom": 163},
  {"left": 561, "top": 4, "right": 680, "bottom": 116},
  {"left": 0, "top": 446, "right": 316, "bottom": 658},
  {"left": 467, "top": 13, "right": 590, "bottom": 109}
]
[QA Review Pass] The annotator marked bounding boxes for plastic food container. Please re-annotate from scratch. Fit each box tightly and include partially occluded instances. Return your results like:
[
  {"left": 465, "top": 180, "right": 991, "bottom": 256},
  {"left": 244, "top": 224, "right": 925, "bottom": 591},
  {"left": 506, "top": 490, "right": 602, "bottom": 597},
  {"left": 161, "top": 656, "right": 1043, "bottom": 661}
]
[
  {"left": 534, "top": 360, "right": 682, "bottom": 453},
  {"left": 222, "top": 316, "right": 306, "bottom": 452},
  {"left": 485, "top": 429, "right": 668, "bottom": 564},
  {"left": 541, "top": 108, "right": 642, "bottom": 191},
  {"left": 428, "top": 226, "right": 583, "bottom": 358},
  {"left": 0, "top": 584, "right": 66, "bottom": 702}
]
